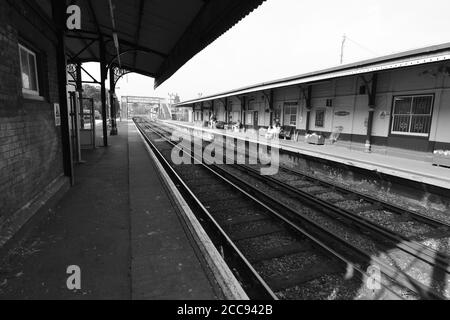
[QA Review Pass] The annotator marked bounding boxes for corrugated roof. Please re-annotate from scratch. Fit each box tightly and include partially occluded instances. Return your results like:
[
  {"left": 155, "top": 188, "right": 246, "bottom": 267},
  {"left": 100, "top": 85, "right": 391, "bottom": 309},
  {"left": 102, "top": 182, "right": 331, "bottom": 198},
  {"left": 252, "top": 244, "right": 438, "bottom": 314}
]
[{"left": 63, "top": 0, "right": 266, "bottom": 88}]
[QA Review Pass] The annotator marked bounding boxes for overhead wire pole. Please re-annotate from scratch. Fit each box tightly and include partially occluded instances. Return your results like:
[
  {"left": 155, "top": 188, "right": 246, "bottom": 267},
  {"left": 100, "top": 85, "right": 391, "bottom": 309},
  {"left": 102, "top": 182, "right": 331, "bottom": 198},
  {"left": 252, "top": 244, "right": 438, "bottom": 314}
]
[
  {"left": 340, "top": 34, "right": 379, "bottom": 65},
  {"left": 340, "top": 34, "right": 346, "bottom": 64}
]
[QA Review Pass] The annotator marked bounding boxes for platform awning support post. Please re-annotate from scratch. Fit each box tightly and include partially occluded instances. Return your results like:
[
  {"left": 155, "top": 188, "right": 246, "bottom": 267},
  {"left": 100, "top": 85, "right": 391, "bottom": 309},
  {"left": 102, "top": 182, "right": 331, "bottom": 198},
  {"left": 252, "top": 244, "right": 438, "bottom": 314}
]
[
  {"left": 52, "top": 0, "right": 74, "bottom": 185},
  {"left": 99, "top": 39, "right": 108, "bottom": 147},
  {"left": 201, "top": 101, "right": 204, "bottom": 122},
  {"left": 241, "top": 96, "right": 246, "bottom": 129},
  {"left": 224, "top": 98, "right": 228, "bottom": 123},
  {"left": 76, "top": 63, "right": 83, "bottom": 113},
  {"left": 365, "top": 73, "right": 378, "bottom": 153},
  {"left": 305, "top": 85, "right": 312, "bottom": 134},
  {"left": 109, "top": 67, "right": 118, "bottom": 135},
  {"left": 269, "top": 89, "right": 274, "bottom": 125}
]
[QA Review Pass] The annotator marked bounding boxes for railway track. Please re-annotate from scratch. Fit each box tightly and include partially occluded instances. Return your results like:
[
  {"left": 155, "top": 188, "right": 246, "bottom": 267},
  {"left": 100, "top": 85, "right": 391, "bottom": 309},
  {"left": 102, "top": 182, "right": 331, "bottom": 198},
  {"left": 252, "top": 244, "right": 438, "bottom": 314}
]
[
  {"left": 157, "top": 121, "right": 450, "bottom": 259},
  {"left": 135, "top": 118, "right": 448, "bottom": 300}
]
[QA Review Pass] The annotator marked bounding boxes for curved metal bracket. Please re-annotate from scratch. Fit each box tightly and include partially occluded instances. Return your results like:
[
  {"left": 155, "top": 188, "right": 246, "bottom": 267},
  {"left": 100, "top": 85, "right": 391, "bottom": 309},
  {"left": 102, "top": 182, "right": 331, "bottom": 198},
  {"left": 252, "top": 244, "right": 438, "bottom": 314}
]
[
  {"left": 112, "top": 66, "right": 132, "bottom": 89},
  {"left": 67, "top": 63, "right": 77, "bottom": 82}
]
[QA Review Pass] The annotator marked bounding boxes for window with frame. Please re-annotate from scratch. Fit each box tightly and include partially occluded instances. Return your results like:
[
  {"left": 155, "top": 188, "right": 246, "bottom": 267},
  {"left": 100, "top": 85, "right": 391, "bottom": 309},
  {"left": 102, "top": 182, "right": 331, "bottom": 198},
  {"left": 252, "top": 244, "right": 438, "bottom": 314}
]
[
  {"left": 391, "top": 95, "right": 433, "bottom": 136},
  {"left": 315, "top": 109, "right": 325, "bottom": 128},
  {"left": 283, "top": 102, "right": 298, "bottom": 126},
  {"left": 246, "top": 111, "right": 253, "bottom": 125},
  {"left": 19, "top": 44, "right": 40, "bottom": 95}
]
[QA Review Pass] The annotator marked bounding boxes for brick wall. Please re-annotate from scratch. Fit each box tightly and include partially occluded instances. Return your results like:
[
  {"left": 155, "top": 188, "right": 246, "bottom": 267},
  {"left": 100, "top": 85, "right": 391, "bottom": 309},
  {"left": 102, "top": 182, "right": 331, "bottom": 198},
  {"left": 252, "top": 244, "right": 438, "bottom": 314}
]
[{"left": 0, "top": 0, "right": 64, "bottom": 222}]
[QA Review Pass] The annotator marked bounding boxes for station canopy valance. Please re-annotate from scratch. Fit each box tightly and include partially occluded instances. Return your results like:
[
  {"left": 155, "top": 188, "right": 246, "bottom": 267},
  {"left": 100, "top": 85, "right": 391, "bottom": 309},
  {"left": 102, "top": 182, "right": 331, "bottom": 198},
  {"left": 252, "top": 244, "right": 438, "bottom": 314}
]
[{"left": 62, "top": 0, "right": 265, "bottom": 87}]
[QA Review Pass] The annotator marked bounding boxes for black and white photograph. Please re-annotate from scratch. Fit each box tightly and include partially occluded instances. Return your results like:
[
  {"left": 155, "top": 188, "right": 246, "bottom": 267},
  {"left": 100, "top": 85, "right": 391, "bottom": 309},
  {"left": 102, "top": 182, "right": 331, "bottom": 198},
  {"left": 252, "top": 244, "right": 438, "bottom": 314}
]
[{"left": 0, "top": 0, "right": 449, "bottom": 309}]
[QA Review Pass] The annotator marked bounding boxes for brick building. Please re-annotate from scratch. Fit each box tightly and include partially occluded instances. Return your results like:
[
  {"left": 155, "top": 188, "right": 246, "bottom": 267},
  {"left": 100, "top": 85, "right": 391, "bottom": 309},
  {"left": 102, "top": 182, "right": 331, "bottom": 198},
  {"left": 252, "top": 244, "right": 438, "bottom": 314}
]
[{"left": 0, "top": 0, "right": 68, "bottom": 241}]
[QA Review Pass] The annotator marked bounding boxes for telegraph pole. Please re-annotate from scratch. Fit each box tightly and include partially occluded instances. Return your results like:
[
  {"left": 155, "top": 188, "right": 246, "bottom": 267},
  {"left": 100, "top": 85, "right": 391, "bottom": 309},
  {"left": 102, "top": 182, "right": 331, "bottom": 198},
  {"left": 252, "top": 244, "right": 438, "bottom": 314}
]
[{"left": 340, "top": 34, "right": 346, "bottom": 64}]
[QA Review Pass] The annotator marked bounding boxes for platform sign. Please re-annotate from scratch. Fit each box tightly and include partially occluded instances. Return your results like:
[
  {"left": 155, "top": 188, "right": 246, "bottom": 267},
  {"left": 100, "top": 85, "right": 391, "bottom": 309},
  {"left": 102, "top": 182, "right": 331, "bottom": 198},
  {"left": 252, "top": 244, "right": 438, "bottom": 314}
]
[{"left": 54, "top": 103, "right": 61, "bottom": 126}]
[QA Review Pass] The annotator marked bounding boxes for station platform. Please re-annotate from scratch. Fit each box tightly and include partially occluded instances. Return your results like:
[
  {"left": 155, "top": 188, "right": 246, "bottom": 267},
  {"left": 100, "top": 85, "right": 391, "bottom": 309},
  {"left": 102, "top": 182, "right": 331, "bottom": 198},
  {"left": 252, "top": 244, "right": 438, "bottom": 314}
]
[
  {"left": 0, "top": 120, "right": 224, "bottom": 299},
  {"left": 163, "top": 120, "right": 450, "bottom": 190}
]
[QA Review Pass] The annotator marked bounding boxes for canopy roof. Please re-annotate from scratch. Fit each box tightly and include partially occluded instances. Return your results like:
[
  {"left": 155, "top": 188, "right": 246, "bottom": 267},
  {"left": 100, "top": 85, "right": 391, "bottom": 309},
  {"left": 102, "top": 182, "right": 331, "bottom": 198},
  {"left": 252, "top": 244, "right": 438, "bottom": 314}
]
[
  {"left": 175, "top": 42, "right": 450, "bottom": 105},
  {"left": 60, "top": 0, "right": 265, "bottom": 87}
]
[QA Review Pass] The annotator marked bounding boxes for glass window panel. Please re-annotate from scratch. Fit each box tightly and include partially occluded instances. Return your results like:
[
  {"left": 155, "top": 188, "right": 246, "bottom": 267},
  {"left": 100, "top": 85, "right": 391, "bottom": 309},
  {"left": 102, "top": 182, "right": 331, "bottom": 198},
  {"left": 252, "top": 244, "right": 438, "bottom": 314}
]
[
  {"left": 391, "top": 95, "right": 433, "bottom": 135},
  {"left": 28, "top": 52, "right": 37, "bottom": 91},
  {"left": 315, "top": 110, "right": 325, "bottom": 127},
  {"left": 392, "top": 115, "right": 410, "bottom": 132},
  {"left": 393, "top": 97, "right": 412, "bottom": 115},
  {"left": 283, "top": 103, "right": 297, "bottom": 126},
  {"left": 20, "top": 47, "right": 30, "bottom": 89},
  {"left": 410, "top": 115, "right": 431, "bottom": 133},
  {"left": 290, "top": 114, "right": 296, "bottom": 126},
  {"left": 412, "top": 96, "right": 432, "bottom": 115}
]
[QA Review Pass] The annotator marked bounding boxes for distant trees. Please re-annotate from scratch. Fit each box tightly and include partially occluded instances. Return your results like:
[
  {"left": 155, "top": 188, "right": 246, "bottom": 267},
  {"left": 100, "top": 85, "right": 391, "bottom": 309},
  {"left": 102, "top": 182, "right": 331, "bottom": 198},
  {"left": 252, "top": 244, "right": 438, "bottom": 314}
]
[{"left": 82, "top": 85, "right": 102, "bottom": 112}]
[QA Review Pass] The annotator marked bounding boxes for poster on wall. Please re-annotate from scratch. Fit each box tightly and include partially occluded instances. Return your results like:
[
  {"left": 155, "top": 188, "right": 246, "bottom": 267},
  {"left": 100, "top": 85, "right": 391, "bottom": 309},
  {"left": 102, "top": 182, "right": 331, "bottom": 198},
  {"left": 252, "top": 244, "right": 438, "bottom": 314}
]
[{"left": 54, "top": 103, "right": 61, "bottom": 126}]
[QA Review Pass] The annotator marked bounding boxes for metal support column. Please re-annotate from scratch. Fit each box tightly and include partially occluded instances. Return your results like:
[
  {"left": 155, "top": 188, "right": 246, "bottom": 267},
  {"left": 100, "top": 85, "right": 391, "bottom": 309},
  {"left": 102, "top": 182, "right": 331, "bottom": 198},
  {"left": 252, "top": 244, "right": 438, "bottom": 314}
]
[
  {"left": 201, "top": 101, "right": 204, "bottom": 122},
  {"left": 224, "top": 98, "right": 228, "bottom": 123},
  {"left": 269, "top": 89, "right": 274, "bottom": 125},
  {"left": 99, "top": 40, "right": 108, "bottom": 147},
  {"left": 72, "top": 63, "right": 82, "bottom": 162},
  {"left": 365, "top": 73, "right": 378, "bottom": 152},
  {"left": 109, "top": 67, "right": 118, "bottom": 135},
  {"left": 305, "top": 85, "right": 312, "bottom": 134},
  {"left": 76, "top": 63, "right": 83, "bottom": 113},
  {"left": 52, "top": 0, "right": 74, "bottom": 185},
  {"left": 241, "top": 96, "right": 246, "bottom": 130}
]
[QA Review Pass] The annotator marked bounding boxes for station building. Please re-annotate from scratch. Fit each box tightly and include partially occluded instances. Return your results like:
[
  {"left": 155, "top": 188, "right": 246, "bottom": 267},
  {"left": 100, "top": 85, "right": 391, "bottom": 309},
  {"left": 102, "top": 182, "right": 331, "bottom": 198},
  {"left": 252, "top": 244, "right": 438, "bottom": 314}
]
[{"left": 175, "top": 44, "right": 450, "bottom": 161}]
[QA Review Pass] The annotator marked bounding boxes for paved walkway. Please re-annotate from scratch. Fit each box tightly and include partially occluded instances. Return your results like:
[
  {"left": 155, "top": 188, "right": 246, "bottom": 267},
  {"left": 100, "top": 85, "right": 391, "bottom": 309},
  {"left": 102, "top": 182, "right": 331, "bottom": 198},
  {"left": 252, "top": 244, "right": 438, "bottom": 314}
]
[
  {"left": 0, "top": 121, "right": 219, "bottom": 299},
  {"left": 165, "top": 120, "right": 450, "bottom": 190}
]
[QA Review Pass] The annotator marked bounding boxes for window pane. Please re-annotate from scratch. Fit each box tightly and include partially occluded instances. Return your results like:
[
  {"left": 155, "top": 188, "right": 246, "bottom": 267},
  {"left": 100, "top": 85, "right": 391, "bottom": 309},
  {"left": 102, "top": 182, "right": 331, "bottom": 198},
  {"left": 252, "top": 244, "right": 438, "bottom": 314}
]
[
  {"left": 246, "top": 112, "right": 252, "bottom": 125},
  {"left": 315, "top": 110, "right": 325, "bottom": 127},
  {"left": 412, "top": 96, "right": 432, "bottom": 115},
  {"left": 393, "top": 97, "right": 412, "bottom": 114},
  {"left": 410, "top": 115, "right": 431, "bottom": 134},
  {"left": 20, "top": 48, "right": 30, "bottom": 89},
  {"left": 28, "top": 52, "right": 38, "bottom": 91},
  {"left": 290, "top": 114, "right": 296, "bottom": 126},
  {"left": 392, "top": 115, "right": 410, "bottom": 132}
]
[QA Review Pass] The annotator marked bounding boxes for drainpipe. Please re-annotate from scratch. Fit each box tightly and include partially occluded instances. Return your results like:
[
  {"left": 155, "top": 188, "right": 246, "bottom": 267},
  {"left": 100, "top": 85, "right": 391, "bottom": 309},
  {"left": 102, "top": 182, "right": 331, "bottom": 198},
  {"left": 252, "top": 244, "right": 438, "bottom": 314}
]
[{"left": 365, "top": 74, "right": 378, "bottom": 152}]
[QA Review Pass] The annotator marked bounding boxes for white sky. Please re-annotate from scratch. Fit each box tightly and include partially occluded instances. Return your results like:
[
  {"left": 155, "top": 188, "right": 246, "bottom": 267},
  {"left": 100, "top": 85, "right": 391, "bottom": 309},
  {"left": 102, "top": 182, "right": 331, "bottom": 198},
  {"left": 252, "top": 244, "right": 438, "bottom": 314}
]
[{"left": 82, "top": 0, "right": 450, "bottom": 102}]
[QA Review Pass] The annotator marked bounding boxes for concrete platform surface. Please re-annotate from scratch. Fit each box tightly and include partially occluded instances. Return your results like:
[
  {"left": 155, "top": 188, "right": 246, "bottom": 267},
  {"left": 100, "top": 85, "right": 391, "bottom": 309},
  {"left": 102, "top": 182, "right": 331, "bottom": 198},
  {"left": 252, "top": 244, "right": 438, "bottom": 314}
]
[
  {"left": 0, "top": 120, "right": 220, "bottom": 299},
  {"left": 164, "top": 120, "right": 450, "bottom": 190}
]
